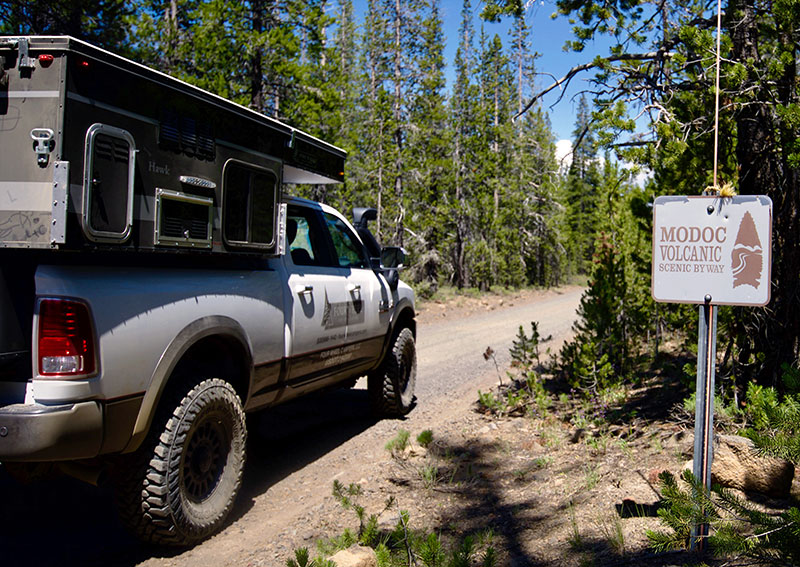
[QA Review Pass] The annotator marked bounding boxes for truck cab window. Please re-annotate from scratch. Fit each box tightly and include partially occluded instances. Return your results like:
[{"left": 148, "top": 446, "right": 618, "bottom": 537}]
[
  {"left": 324, "top": 213, "right": 369, "bottom": 269},
  {"left": 287, "top": 206, "right": 326, "bottom": 266},
  {"left": 223, "top": 161, "right": 277, "bottom": 249}
]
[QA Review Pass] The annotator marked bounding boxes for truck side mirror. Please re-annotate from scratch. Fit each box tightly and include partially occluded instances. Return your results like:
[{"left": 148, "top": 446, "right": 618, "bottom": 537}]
[{"left": 380, "top": 246, "right": 406, "bottom": 269}]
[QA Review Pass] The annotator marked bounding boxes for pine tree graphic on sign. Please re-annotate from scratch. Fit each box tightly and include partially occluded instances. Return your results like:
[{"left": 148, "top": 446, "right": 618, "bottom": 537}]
[{"left": 731, "top": 211, "right": 763, "bottom": 289}]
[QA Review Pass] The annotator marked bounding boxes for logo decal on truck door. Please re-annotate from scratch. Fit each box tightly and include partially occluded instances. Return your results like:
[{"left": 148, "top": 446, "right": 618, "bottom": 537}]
[{"left": 322, "top": 290, "right": 365, "bottom": 329}]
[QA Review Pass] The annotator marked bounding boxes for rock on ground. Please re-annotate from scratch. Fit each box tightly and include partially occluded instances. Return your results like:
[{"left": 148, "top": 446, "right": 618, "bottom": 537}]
[
  {"left": 685, "top": 434, "right": 795, "bottom": 498},
  {"left": 713, "top": 434, "right": 795, "bottom": 498},
  {"left": 329, "top": 545, "right": 377, "bottom": 567}
]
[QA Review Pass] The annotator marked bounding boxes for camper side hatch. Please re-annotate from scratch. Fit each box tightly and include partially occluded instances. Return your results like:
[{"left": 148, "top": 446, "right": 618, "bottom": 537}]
[{"left": 81, "top": 124, "right": 136, "bottom": 243}]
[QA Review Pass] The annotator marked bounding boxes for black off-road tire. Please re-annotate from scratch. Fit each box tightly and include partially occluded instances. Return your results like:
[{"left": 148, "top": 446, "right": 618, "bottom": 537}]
[
  {"left": 369, "top": 327, "right": 417, "bottom": 416},
  {"left": 115, "top": 378, "right": 246, "bottom": 546}
]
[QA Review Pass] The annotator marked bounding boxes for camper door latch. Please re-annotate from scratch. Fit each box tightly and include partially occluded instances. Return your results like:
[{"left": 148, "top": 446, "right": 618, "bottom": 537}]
[
  {"left": 2, "top": 38, "right": 35, "bottom": 72},
  {"left": 17, "top": 38, "right": 35, "bottom": 72},
  {"left": 31, "top": 128, "right": 55, "bottom": 167}
]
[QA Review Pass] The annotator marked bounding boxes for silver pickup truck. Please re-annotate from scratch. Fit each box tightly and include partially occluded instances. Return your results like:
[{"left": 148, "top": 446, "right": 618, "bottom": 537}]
[{"left": 0, "top": 36, "right": 416, "bottom": 545}]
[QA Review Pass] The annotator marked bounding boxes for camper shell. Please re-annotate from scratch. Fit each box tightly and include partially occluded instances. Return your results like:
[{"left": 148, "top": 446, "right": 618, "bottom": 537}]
[{"left": 0, "top": 35, "right": 344, "bottom": 254}]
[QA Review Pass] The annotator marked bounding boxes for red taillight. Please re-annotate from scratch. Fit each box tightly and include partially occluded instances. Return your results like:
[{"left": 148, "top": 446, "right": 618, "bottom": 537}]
[{"left": 38, "top": 299, "right": 96, "bottom": 377}]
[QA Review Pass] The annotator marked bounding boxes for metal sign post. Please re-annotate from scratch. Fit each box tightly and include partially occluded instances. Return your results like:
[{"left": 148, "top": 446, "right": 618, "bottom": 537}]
[
  {"left": 691, "top": 298, "right": 717, "bottom": 550},
  {"left": 652, "top": 195, "right": 772, "bottom": 551}
]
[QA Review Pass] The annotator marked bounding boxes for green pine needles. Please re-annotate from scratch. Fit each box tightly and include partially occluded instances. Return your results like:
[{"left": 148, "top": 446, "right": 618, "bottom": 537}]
[
  {"left": 509, "top": 322, "right": 550, "bottom": 369},
  {"left": 286, "top": 547, "right": 336, "bottom": 567},
  {"left": 651, "top": 365, "right": 800, "bottom": 565},
  {"left": 742, "top": 377, "right": 800, "bottom": 464},
  {"left": 648, "top": 470, "right": 800, "bottom": 565}
]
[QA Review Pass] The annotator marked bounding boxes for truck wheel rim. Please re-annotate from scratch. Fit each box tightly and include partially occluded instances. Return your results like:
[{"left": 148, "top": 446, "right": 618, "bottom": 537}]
[{"left": 183, "top": 413, "right": 229, "bottom": 502}]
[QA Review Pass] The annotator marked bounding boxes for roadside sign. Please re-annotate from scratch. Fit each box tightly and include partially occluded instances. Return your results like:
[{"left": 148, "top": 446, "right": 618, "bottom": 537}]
[{"left": 652, "top": 195, "right": 772, "bottom": 306}]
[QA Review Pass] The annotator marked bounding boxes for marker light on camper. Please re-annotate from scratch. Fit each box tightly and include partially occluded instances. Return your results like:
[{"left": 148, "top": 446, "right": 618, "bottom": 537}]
[
  {"left": 38, "top": 54, "right": 54, "bottom": 66},
  {"left": 38, "top": 299, "right": 97, "bottom": 377}
]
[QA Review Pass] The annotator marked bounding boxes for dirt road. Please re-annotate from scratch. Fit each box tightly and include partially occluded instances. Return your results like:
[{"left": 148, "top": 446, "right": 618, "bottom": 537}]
[{"left": 0, "top": 286, "right": 583, "bottom": 567}]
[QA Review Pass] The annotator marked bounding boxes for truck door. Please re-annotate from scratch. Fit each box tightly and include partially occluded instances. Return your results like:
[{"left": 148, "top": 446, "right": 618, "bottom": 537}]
[
  {"left": 284, "top": 204, "right": 354, "bottom": 388},
  {"left": 322, "top": 212, "right": 388, "bottom": 371}
]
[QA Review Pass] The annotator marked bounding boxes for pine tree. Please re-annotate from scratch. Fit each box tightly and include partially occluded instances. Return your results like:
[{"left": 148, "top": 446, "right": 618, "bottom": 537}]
[
  {"left": 330, "top": 0, "right": 359, "bottom": 148},
  {"left": 404, "top": 0, "right": 449, "bottom": 289},
  {"left": 472, "top": 31, "right": 513, "bottom": 289},
  {"left": 563, "top": 94, "right": 601, "bottom": 275},
  {"left": 309, "top": 0, "right": 360, "bottom": 210},
  {"left": 350, "top": 0, "right": 392, "bottom": 237},
  {"left": 483, "top": 0, "right": 800, "bottom": 388},
  {"left": 514, "top": 107, "right": 563, "bottom": 287},
  {"left": 0, "top": 0, "right": 132, "bottom": 51},
  {"left": 385, "top": 0, "right": 409, "bottom": 246},
  {"left": 558, "top": 159, "right": 648, "bottom": 388},
  {"left": 649, "top": 469, "right": 800, "bottom": 563},
  {"left": 506, "top": 12, "right": 562, "bottom": 287},
  {"left": 279, "top": 0, "right": 333, "bottom": 131},
  {"left": 448, "top": 0, "right": 479, "bottom": 288},
  {"left": 125, "top": 0, "right": 200, "bottom": 80}
]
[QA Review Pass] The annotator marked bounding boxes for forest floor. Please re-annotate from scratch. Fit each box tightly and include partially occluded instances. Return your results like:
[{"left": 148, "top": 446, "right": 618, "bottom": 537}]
[{"left": 277, "top": 290, "right": 800, "bottom": 567}]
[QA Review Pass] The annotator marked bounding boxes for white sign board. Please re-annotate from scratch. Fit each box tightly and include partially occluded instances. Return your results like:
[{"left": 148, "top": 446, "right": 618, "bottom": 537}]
[{"left": 652, "top": 195, "right": 772, "bottom": 305}]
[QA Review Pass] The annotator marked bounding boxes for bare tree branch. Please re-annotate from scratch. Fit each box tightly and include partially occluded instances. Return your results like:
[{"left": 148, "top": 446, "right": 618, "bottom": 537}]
[{"left": 514, "top": 50, "right": 675, "bottom": 120}]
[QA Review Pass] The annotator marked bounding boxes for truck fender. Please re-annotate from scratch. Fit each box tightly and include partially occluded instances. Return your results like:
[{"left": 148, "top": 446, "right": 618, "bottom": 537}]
[
  {"left": 123, "top": 315, "right": 253, "bottom": 453},
  {"left": 376, "top": 298, "right": 416, "bottom": 364}
]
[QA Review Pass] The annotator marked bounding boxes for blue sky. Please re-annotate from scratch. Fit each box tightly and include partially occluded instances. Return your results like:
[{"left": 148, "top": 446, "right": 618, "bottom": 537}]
[{"left": 349, "top": 0, "right": 615, "bottom": 143}]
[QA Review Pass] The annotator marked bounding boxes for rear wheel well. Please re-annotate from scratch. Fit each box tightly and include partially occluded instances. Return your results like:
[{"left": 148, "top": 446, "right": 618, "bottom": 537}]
[{"left": 168, "top": 335, "right": 250, "bottom": 404}]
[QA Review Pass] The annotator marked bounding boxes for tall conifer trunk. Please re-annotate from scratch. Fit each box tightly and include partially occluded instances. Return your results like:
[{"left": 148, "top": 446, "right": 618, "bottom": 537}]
[
  {"left": 454, "top": 139, "right": 467, "bottom": 288},
  {"left": 250, "top": 0, "right": 265, "bottom": 112},
  {"left": 729, "top": 0, "right": 800, "bottom": 386},
  {"left": 393, "top": 0, "right": 404, "bottom": 246},
  {"left": 365, "top": 0, "right": 385, "bottom": 237},
  {"left": 163, "top": 0, "right": 179, "bottom": 73}
]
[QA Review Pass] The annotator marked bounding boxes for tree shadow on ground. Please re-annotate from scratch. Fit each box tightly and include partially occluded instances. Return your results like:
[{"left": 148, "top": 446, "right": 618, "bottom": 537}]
[
  {"left": 381, "top": 416, "right": 703, "bottom": 567},
  {"left": 608, "top": 352, "right": 694, "bottom": 426},
  {"left": 387, "top": 436, "right": 552, "bottom": 566},
  {"left": 530, "top": 349, "right": 694, "bottom": 431}
]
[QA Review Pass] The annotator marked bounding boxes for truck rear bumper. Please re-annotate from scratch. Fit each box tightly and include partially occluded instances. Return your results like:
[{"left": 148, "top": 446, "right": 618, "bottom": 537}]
[{"left": 0, "top": 401, "right": 103, "bottom": 461}]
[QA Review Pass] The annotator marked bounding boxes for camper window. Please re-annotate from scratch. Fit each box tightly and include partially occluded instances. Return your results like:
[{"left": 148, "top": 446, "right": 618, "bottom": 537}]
[
  {"left": 222, "top": 161, "right": 277, "bottom": 249},
  {"left": 82, "top": 124, "right": 136, "bottom": 242}
]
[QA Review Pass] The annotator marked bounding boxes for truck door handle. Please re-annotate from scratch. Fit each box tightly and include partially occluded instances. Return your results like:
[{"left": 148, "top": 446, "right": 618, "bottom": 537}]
[{"left": 295, "top": 284, "right": 313, "bottom": 296}]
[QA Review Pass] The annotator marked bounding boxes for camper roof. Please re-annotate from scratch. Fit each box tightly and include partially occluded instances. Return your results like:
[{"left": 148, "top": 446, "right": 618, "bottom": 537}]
[{"left": 0, "top": 35, "right": 346, "bottom": 184}]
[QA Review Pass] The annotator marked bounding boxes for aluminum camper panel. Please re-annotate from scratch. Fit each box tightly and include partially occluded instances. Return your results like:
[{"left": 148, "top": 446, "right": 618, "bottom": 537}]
[
  {"left": 0, "top": 40, "right": 66, "bottom": 248},
  {"left": 60, "top": 46, "right": 285, "bottom": 254}
]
